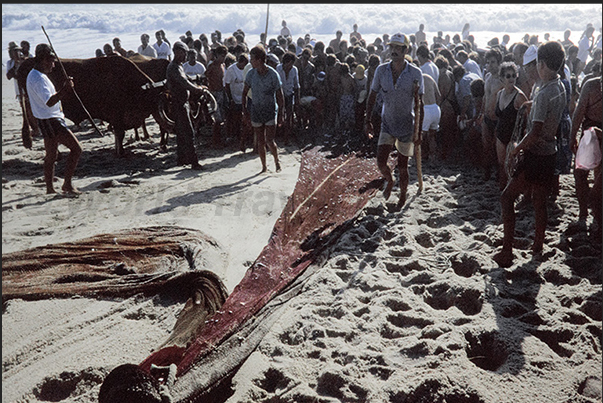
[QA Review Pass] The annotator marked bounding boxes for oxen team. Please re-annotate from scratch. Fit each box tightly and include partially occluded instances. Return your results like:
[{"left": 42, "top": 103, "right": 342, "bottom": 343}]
[{"left": 15, "top": 53, "right": 216, "bottom": 156}]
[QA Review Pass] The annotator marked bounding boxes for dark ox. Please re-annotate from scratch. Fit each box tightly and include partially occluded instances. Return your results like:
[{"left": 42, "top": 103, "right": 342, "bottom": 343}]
[{"left": 17, "top": 55, "right": 171, "bottom": 156}]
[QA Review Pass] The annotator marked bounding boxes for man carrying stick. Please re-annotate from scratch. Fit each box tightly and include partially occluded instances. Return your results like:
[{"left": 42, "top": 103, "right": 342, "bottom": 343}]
[
  {"left": 365, "top": 33, "right": 424, "bottom": 209},
  {"left": 26, "top": 43, "right": 82, "bottom": 195}
]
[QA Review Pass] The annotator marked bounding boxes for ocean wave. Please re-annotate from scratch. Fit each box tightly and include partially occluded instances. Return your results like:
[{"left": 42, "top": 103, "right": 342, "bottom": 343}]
[{"left": 3, "top": 4, "right": 601, "bottom": 37}]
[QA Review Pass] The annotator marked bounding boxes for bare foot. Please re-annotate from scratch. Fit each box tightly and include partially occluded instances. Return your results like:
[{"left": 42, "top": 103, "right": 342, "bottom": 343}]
[
  {"left": 260, "top": 166, "right": 268, "bottom": 174},
  {"left": 383, "top": 179, "right": 393, "bottom": 200},
  {"left": 62, "top": 185, "right": 81, "bottom": 195},
  {"left": 275, "top": 162, "right": 282, "bottom": 173},
  {"left": 46, "top": 188, "right": 57, "bottom": 194},
  {"left": 493, "top": 249, "right": 513, "bottom": 268}
]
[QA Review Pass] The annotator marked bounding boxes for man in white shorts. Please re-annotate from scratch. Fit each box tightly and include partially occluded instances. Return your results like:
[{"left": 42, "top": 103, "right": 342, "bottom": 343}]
[
  {"left": 420, "top": 72, "right": 441, "bottom": 162},
  {"left": 365, "top": 33, "right": 424, "bottom": 208}
]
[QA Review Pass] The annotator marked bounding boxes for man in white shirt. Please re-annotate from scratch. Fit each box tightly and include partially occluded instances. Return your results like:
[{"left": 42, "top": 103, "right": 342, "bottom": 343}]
[
  {"left": 416, "top": 44, "right": 439, "bottom": 83},
  {"left": 153, "top": 30, "right": 172, "bottom": 61},
  {"left": 576, "top": 25, "right": 596, "bottom": 76},
  {"left": 225, "top": 53, "right": 249, "bottom": 151},
  {"left": 182, "top": 49, "right": 206, "bottom": 83},
  {"left": 456, "top": 50, "right": 483, "bottom": 79},
  {"left": 276, "top": 52, "right": 300, "bottom": 145},
  {"left": 280, "top": 20, "right": 291, "bottom": 39},
  {"left": 26, "top": 43, "right": 82, "bottom": 194},
  {"left": 137, "top": 33, "right": 157, "bottom": 58}
]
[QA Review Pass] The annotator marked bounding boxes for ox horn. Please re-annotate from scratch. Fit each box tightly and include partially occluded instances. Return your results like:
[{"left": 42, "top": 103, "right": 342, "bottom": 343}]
[{"left": 200, "top": 88, "right": 217, "bottom": 115}]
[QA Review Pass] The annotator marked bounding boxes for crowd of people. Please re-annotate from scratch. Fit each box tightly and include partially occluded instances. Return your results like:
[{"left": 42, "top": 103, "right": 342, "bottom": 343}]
[{"left": 6, "top": 20, "right": 603, "bottom": 266}]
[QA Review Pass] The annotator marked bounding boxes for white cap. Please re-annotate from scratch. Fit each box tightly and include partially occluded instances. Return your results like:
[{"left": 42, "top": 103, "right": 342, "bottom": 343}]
[
  {"left": 523, "top": 45, "right": 538, "bottom": 65},
  {"left": 389, "top": 33, "right": 409, "bottom": 47}
]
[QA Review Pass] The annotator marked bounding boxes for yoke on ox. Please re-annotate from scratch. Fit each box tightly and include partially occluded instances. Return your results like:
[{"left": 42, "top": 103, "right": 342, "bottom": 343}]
[{"left": 17, "top": 55, "right": 216, "bottom": 156}]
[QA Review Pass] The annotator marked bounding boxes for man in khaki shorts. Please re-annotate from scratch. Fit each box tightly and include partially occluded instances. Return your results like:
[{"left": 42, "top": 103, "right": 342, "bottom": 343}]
[{"left": 365, "top": 33, "right": 424, "bottom": 208}]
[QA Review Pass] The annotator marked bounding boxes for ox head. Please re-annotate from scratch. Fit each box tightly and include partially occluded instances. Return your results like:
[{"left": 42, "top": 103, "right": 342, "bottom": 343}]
[{"left": 155, "top": 87, "right": 217, "bottom": 134}]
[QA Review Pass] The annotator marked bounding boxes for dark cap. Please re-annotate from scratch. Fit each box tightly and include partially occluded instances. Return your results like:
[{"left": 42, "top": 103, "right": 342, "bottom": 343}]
[
  {"left": 35, "top": 43, "right": 56, "bottom": 60},
  {"left": 172, "top": 41, "right": 189, "bottom": 53},
  {"left": 8, "top": 41, "right": 22, "bottom": 51}
]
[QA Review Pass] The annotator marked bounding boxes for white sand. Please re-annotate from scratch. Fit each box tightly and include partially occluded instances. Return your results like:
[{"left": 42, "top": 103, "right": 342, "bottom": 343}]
[{"left": 2, "top": 71, "right": 601, "bottom": 403}]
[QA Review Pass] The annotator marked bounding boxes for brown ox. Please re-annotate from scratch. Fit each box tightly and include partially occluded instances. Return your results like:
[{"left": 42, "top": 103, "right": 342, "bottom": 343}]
[
  {"left": 17, "top": 54, "right": 170, "bottom": 156},
  {"left": 18, "top": 54, "right": 216, "bottom": 155},
  {"left": 128, "top": 54, "right": 169, "bottom": 143}
]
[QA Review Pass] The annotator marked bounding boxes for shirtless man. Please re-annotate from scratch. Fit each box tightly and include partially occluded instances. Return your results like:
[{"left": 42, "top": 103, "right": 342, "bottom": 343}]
[
  {"left": 350, "top": 24, "right": 362, "bottom": 42},
  {"left": 205, "top": 44, "right": 228, "bottom": 147},
  {"left": 415, "top": 24, "right": 426, "bottom": 46},
  {"left": 325, "top": 54, "right": 341, "bottom": 130},
  {"left": 480, "top": 48, "right": 505, "bottom": 181},
  {"left": 420, "top": 70, "right": 441, "bottom": 162},
  {"left": 570, "top": 77, "right": 602, "bottom": 238},
  {"left": 434, "top": 55, "right": 458, "bottom": 160},
  {"left": 339, "top": 63, "right": 356, "bottom": 132},
  {"left": 113, "top": 37, "right": 128, "bottom": 57},
  {"left": 329, "top": 30, "right": 343, "bottom": 53}
]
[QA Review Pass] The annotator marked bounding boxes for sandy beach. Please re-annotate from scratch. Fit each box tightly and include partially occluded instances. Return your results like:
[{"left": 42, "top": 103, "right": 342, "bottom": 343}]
[{"left": 2, "top": 65, "right": 601, "bottom": 403}]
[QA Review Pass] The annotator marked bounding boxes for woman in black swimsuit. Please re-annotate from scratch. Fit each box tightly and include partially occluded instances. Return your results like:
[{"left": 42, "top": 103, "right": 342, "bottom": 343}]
[{"left": 494, "top": 61, "right": 528, "bottom": 190}]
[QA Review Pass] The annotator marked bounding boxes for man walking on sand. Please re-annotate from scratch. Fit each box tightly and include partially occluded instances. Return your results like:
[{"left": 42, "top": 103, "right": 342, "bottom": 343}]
[
  {"left": 365, "top": 33, "right": 424, "bottom": 209},
  {"left": 242, "top": 45, "right": 284, "bottom": 174},
  {"left": 27, "top": 43, "right": 82, "bottom": 195}
]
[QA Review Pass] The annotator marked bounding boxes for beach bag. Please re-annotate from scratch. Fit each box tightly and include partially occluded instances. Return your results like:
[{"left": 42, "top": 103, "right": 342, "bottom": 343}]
[{"left": 575, "top": 127, "right": 602, "bottom": 171}]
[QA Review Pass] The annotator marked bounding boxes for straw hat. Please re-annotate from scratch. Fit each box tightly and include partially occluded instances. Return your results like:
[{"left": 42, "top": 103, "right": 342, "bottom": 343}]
[{"left": 389, "top": 33, "right": 409, "bottom": 47}]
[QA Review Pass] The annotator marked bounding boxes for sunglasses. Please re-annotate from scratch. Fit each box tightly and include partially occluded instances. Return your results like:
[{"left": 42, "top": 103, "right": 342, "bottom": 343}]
[{"left": 504, "top": 73, "right": 517, "bottom": 79}]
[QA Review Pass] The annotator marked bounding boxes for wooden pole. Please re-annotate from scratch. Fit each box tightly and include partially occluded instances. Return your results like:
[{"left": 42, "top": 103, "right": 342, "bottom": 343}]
[
  {"left": 41, "top": 25, "right": 104, "bottom": 137},
  {"left": 413, "top": 80, "right": 423, "bottom": 193},
  {"left": 263, "top": 4, "right": 270, "bottom": 46}
]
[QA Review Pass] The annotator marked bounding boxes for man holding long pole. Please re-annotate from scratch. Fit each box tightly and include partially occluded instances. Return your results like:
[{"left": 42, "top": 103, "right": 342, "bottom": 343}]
[
  {"left": 26, "top": 43, "right": 82, "bottom": 195},
  {"left": 365, "top": 33, "right": 424, "bottom": 209}
]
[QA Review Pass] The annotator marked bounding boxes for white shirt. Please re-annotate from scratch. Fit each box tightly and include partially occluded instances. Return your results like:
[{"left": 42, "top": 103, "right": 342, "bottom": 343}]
[
  {"left": 224, "top": 63, "right": 246, "bottom": 104},
  {"left": 138, "top": 44, "right": 157, "bottom": 58},
  {"left": 420, "top": 60, "right": 439, "bottom": 85},
  {"left": 183, "top": 61, "right": 206, "bottom": 80},
  {"left": 577, "top": 35, "right": 591, "bottom": 62},
  {"left": 6, "top": 59, "right": 21, "bottom": 98},
  {"left": 276, "top": 63, "right": 299, "bottom": 97},
  {"left": 463, "top": 58, "right": 483, "bottom": 79},
  {"left": 243, "top": 62, "right": 253, "bottom": 100},
  {"left": 153, "top": 42, "right": 172, "bottom": 60},
  {"left": 26, "top": 68, "right": 64, "bottom": 119}
]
